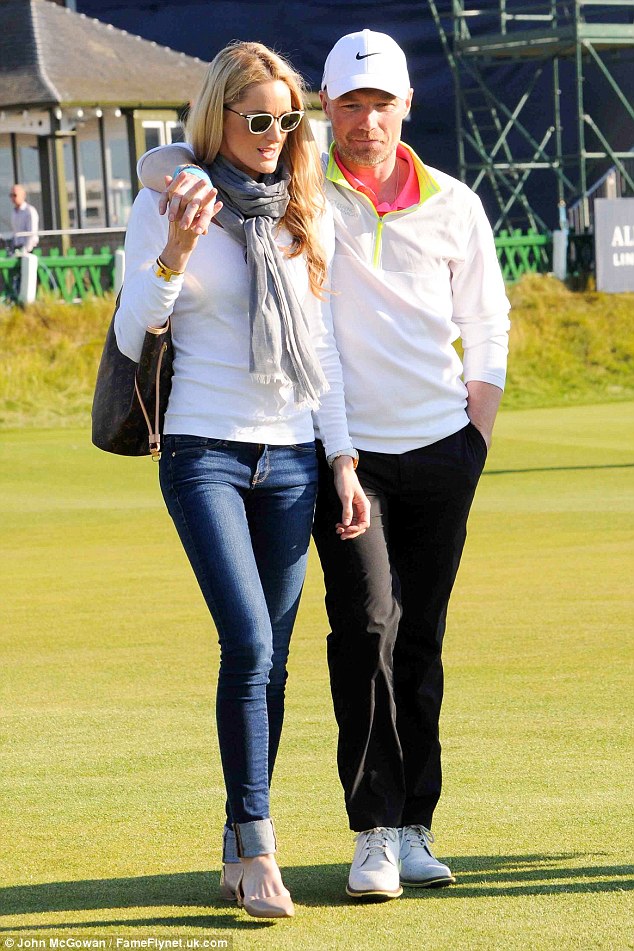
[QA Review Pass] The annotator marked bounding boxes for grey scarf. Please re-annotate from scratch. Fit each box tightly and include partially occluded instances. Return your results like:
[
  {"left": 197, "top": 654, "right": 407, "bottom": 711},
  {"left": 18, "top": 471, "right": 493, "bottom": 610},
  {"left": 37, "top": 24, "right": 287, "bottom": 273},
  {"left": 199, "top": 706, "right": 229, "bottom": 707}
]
[{"left": 209, "top": 154, "right": 328, "bottom": 409}]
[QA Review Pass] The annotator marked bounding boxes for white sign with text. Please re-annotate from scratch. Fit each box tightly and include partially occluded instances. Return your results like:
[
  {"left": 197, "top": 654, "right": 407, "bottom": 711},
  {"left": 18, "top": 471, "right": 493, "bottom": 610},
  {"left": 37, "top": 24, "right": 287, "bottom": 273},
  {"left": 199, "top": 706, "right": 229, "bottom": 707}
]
[{"left": 595, "top": 198, "right": 634, "bottom": 293}]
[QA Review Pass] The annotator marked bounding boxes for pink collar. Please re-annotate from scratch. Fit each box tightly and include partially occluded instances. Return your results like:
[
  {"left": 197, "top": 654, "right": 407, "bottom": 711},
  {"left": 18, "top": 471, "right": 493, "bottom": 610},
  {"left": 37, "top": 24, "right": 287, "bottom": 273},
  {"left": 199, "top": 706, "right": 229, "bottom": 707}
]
[{"left": 333, "top": 143, "right": 419, "bottom": 215}]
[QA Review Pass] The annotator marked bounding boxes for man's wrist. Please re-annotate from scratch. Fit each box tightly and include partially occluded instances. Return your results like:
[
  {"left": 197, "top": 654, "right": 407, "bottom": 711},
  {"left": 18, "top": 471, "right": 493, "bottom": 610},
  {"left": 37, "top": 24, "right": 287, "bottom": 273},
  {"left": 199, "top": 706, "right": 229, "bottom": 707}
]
[
  {"left": 468, "top": 417, "right": 492, "bottom": 449},
  {"left": 173, "top": 164, "right": 212, "bottom": 185},
  {"left": 327, "top": 448, "right": 359, "bottom": 470}
]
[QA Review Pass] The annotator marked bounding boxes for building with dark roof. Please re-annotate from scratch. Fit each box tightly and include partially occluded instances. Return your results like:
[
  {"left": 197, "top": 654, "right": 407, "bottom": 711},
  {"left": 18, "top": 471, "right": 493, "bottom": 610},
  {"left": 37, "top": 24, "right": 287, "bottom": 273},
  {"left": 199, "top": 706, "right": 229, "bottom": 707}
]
[
  {"left": 71, "top": 0, "right": 634, "bottom": 232},
  {"left": 2, "top": 0, "right": 631, "bottom": 239},
  {"left": 0, "top": 0, "right": 208, "bottom": 238}
]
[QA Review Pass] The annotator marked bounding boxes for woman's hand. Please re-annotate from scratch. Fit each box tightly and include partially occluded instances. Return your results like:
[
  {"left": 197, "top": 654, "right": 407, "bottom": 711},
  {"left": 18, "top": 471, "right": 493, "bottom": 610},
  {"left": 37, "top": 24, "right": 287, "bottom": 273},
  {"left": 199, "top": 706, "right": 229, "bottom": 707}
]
[
  {"left": 158, "top": 217, "right": 201, "bottom": 274},
  {"left": 159, "top": 171, "right": 221, "bottom": 235},
  {"left": 157, "top": 172, "right": 223, "bottom": 273},
  {"left": 332, "top": 457, "right": 371, "bottom": 540}
]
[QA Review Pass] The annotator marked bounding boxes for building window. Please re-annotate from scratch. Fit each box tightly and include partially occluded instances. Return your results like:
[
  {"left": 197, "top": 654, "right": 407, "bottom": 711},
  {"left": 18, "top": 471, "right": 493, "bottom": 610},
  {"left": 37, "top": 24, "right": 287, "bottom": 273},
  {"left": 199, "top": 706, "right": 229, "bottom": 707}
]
[
  {"left": 142, "top": 119, "right": 186, "bottom": 152},
  {"left": 106, "top": 113, "right": 132, "bottom": 227},
  {"left": 63, "top": 113, "right": 133, "bottom": 230},
  {"left": 142, "top": 121, "right": 165, "bottom": 153},
  {"left": 167, "top": 121, "right": 185, "bottom": 143},
  {"left": 16, "top": 135, "right": 42, "bottom": 222},
  {"left": 0, "top": 139, "right": 13, "bottom": 237}
]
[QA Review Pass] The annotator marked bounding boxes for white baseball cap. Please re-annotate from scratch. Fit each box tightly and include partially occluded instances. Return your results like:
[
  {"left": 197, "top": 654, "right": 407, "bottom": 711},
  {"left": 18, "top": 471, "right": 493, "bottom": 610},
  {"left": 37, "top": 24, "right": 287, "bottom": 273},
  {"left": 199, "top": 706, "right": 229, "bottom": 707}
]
[{"left": 321, "top": 29, "right": 411, "bottom": 101}]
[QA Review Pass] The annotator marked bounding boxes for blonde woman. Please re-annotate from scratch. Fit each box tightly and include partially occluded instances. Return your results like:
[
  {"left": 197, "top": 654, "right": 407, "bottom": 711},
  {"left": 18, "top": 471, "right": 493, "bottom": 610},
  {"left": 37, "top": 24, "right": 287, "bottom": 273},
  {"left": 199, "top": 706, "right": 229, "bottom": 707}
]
[{"left": 115, "top": 41, "right": 368, "bottom": 919}]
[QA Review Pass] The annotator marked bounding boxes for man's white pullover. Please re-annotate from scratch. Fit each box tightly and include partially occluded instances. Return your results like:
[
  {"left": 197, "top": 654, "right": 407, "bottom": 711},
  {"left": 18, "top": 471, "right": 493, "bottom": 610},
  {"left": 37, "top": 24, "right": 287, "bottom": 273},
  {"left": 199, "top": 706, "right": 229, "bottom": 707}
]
[{"left": 322, "top": 144, "right": 511, "bottom": 453}]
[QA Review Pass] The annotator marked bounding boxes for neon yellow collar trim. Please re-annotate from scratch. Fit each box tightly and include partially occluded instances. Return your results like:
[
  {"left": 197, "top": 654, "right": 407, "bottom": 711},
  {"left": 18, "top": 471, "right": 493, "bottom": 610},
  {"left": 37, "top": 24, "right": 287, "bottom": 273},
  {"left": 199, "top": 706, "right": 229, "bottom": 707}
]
[{"left": 325, "top": 141, "right": 440, "bottom": 210}]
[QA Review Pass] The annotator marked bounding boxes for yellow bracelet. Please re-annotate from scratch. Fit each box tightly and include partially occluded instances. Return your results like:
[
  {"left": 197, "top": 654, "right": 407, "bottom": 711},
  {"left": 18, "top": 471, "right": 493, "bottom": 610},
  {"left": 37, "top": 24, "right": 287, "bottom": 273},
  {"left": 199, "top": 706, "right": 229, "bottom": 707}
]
[{"left": 155, "top": 256, "right": 184, "bottom": 282}]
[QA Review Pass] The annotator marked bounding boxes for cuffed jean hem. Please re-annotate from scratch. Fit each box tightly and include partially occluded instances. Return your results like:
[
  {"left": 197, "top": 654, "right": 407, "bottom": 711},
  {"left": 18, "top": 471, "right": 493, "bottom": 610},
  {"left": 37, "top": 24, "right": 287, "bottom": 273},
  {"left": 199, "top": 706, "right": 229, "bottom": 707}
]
[
  {"left": 222, "top": 825, "right": 240, "bottom": 864},
  {"left": 234, "top": 818, "right": 277, "bottom": 858}
]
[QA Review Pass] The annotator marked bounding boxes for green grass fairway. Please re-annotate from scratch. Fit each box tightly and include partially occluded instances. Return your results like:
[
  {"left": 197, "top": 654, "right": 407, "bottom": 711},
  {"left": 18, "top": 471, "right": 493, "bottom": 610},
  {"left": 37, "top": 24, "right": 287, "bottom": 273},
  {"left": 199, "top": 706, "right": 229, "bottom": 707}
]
[{"left": 1, "top": 403, "right": 633, "bottom": 950}]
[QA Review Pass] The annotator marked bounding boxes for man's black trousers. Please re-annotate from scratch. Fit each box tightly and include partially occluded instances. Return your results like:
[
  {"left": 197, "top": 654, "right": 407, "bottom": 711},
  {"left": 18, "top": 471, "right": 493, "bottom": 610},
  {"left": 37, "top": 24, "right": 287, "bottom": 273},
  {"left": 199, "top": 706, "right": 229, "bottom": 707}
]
[{"left": 312, "top": 422, "right": 488, "bottom": 831}]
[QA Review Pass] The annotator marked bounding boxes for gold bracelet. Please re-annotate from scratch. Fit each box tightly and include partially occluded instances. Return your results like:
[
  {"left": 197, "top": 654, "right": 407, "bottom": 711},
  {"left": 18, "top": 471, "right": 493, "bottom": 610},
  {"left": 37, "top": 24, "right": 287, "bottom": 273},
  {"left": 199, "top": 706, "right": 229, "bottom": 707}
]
[{"left": 155, "top": 256, "right": 184, "bottom": 282}]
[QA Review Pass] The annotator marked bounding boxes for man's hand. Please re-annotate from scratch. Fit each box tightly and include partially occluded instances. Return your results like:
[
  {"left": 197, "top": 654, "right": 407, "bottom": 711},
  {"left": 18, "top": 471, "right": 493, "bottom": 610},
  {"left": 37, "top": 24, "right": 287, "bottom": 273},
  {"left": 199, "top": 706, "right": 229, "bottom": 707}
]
[
  {"left": 332, "top": 456, "right": 371, "bottom": 540},
  {"left": 465, "top": 380, "right": 503, "bottom": 449},
  {"left": 159, "top": 171, "right": 220, "bottom": 235}
]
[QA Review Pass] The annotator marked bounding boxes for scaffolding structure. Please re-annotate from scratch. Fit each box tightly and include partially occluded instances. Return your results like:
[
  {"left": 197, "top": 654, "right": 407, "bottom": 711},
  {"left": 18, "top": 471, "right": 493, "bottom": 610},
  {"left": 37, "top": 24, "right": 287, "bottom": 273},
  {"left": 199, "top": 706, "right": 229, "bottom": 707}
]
[{"left": 427, "top": 1, "right": 634, "bottom": 233}]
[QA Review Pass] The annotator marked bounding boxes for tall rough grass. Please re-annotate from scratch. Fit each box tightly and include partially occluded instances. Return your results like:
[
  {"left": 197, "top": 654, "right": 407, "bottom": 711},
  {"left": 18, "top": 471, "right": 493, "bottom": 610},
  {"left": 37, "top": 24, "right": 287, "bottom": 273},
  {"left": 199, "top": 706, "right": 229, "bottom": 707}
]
[
  {"left": 503, "top": 274, "right": 634, "bottom": 408},
  {"left": 1, "top": 274, "right": 633, "bottom": 430},
  {"left": 1, "top": 296, "right": 112, "bottom": 430}
]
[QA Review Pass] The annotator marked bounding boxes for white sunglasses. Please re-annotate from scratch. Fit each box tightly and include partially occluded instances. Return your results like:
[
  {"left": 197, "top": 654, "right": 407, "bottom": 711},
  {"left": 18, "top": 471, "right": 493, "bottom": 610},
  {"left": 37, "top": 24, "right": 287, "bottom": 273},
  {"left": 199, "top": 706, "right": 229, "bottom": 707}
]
[{"left": 224, "top": 107, "right": 305, "bottom": 135}]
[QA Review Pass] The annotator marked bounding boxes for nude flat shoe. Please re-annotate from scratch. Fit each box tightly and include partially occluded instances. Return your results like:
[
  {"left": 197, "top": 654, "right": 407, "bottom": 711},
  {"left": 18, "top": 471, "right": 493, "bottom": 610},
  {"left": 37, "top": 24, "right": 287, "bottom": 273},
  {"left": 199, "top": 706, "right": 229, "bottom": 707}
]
[{"left": 236, "top": 874, "right": 295, "bottom": 919}]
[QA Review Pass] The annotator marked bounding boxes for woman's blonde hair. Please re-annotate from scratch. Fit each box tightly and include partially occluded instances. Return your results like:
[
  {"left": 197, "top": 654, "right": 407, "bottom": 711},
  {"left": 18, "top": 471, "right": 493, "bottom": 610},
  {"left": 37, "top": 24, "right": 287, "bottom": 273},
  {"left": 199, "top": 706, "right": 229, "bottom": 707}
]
[{"left": 187, "top": 41, "right": 327, "bottom": 296}]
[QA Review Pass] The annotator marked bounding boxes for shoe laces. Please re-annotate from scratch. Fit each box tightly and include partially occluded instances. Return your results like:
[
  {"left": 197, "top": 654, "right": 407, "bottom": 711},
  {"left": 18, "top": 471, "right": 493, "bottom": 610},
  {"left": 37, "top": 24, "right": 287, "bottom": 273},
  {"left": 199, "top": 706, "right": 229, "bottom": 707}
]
[
  {"left": 355, "top": 826, "right": 398, "bottom": 855},
  {"left": 402, "top": 824, "right": 435, "bottom": 850}
]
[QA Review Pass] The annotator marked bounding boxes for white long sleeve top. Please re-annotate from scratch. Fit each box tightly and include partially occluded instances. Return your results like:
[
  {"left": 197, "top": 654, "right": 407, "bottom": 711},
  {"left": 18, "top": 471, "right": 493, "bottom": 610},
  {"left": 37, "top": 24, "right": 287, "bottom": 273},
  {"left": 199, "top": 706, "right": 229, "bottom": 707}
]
[
  {"left": 137, "top": 142, "right": 511, "bottom": 455},
  {"left": 323, "top": 145, "right": 511, "bottom": 452},
  {"left": 11, "top": 202, "right": 39, "bottom": 252},
  {"left": 114, "top": 187, "right": 353, "bottom": 456}
]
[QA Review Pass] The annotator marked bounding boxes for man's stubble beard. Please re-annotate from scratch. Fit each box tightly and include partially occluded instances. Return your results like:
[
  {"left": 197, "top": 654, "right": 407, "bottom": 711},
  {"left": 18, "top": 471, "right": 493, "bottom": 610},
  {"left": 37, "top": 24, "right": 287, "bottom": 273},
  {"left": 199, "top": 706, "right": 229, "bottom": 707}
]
[{"left": 335, "top": 139, "right": 395, "bottom": 169}]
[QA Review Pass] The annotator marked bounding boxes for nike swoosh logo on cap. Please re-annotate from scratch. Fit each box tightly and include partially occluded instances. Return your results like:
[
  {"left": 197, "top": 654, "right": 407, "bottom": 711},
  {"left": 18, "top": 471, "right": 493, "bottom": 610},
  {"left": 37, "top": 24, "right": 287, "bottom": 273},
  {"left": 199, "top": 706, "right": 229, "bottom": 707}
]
[{"left": 356, "top": 52, "right": 381, "bottom": 60}]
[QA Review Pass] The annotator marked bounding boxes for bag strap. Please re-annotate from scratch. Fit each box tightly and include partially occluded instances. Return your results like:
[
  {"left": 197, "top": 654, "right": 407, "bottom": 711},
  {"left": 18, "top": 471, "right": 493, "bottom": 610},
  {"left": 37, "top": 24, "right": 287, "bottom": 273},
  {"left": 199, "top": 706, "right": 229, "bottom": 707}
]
[{"left": 134, "top": 320, "right": 170, "bottom": 460}]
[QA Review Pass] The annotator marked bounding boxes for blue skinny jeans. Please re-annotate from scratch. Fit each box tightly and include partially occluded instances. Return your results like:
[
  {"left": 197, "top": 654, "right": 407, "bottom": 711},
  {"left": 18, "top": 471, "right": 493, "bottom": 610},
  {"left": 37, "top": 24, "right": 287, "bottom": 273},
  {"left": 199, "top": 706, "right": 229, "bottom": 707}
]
[{"left": 159, "top": 435, "right": 317, "bottom": 855}]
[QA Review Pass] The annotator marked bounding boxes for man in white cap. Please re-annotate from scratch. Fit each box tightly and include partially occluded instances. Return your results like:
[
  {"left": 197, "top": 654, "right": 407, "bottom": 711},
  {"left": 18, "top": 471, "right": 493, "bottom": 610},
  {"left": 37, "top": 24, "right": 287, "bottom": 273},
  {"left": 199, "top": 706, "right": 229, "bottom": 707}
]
[
  {"left": 311, "top": 28, "right": 509, "bottom": 902},
  {"left": 135, "top": 28, "right": 510, "bottom": 903}
]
